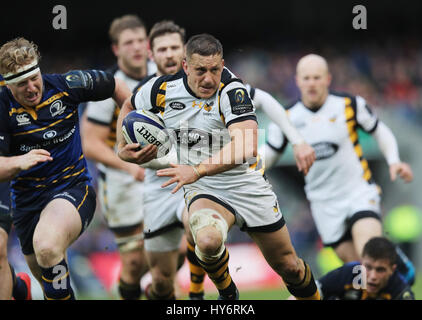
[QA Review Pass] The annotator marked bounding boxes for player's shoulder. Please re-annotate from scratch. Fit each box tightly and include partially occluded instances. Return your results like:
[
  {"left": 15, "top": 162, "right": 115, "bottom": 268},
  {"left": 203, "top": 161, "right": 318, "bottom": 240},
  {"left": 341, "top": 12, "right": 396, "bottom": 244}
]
[
  {"left": 133, "top": 73, "right": 157, "bottom": 94},
  {"left": 386, "top": 271, "right": 415, "bottom": 299}
]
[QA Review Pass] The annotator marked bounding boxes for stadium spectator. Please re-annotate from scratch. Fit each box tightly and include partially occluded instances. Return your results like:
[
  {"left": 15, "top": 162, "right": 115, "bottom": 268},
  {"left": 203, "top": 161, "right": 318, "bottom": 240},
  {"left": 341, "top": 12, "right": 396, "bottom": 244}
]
[
  {"left": 259, "top": 53, "right": 416, "bottom": 285},
  {"left": 117, "top": 33, "right": 321, "bottom": 300},
  {"left": 0, "top": 37, "right": 131, "bottom": 300},
  {"left": 81, "top": 14, "right": 152, "bottom": 300}
]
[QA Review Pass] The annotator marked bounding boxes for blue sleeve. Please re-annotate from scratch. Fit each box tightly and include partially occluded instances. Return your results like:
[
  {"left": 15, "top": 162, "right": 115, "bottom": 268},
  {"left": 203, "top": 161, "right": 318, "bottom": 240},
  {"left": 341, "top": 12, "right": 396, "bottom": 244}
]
[
  {"left": 318, "top": 263, "right": 358, "bottom": 299},
  {"left": 60, "top": 70, "right": 116, "bottom": 102}
]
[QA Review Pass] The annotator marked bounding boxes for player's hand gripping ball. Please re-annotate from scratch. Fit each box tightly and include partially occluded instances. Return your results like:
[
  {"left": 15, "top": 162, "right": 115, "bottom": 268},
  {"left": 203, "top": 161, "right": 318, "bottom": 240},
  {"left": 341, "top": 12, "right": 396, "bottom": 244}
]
[{"left": 122, "top": 109, "right": 171, "bottom": 158}]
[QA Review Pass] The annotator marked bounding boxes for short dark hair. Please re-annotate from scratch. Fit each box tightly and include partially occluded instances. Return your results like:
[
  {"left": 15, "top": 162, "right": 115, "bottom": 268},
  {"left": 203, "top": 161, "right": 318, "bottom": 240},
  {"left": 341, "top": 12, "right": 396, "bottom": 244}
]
[
  {"left": 362, "top": 237, "right": 397, "bottom": 265},
  {"left": 149, "top": 20, "right": 185, "bottom": 49},
  {"left": 109, "top": 14, "right": 146, "bottom": 44},
  {"left": 185, "top": 34, "right": 223, "bottom": 59}
]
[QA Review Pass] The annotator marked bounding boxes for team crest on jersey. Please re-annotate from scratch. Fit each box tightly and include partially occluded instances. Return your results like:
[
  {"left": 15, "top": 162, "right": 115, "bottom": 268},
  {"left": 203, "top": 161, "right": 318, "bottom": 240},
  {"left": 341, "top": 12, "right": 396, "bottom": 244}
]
[
  {"left": 227, "top": 88, "right": 253, "bottom": 115},
  {"left": 50, "top": 100, "right": 66, "bottom": 117},
  {"left": 203, "top": 101, "right": 214, "bottom": 112},
  {"left": 16, "top": 113, "right": 31, "bottom": 126}
]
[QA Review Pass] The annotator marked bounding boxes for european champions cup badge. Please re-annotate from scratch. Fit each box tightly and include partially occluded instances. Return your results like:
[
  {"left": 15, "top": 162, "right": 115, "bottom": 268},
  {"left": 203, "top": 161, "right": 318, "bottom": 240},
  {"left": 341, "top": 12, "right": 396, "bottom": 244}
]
[{"left": 235, "top": 89, "right": 245, "bottom": 104}]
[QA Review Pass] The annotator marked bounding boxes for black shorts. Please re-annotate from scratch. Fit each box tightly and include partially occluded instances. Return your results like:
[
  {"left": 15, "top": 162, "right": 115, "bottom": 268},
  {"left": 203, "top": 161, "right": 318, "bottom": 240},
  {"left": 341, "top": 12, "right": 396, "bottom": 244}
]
[{"left": 12, "top": 181, "right": 96, "bottom": 255}]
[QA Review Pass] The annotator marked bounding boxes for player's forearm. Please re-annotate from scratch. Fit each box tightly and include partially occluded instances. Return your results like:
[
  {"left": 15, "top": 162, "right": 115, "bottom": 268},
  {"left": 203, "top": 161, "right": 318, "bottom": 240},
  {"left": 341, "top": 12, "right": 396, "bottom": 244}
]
[
  {"left": 116, "top": 98, "right": 134, "bottom": 152},
  {"left": 372, "top": 121, "right": 400, "bottom": 165},
  {"left": 112, "top": 79, "right": 132, "bottom": 109},
  {"left": 0, "top": 156, "right": 23, "bottom": 181},
  {"left": 195, "top": 126, "right": 257, "bottom": 177}
]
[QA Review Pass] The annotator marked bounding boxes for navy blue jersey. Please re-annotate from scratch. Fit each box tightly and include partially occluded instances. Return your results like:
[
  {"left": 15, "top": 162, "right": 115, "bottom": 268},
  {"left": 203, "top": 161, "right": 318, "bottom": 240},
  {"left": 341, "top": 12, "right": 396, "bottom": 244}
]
[
  {"left": 318, "top": 261, "right": 414, "bottom": 300},
  {"left": 0, "top": 70, "right": 115, "bottom": 210}
]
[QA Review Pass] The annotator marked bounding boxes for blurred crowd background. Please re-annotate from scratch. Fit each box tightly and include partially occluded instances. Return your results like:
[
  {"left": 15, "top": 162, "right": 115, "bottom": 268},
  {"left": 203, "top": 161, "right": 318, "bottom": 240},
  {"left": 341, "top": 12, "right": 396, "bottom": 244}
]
[{"left": 3, "top": 0, "right": 422, "bottom": 298}]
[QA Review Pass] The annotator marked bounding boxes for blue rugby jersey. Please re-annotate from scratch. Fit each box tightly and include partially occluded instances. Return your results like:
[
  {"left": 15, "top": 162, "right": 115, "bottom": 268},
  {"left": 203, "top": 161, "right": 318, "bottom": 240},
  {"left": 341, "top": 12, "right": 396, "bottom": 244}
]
[
  {"left": 0, "top": 70, "right": 115, "bottom": 209},
  {"left": 317, "top": 261, "right": 414, "bottom": 300}
]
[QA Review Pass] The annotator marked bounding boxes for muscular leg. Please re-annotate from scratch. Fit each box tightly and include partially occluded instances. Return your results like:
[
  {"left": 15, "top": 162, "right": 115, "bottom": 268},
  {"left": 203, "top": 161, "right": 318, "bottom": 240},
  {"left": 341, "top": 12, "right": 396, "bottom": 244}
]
[
  {"left": 114, "top": 224, "right": 149, "bottom": 300},
  {"left": 351, "top": 217, "right": 382, "bottom": 259},
  {"left": 30, "top": 198, "right": 84, "bottom": 300},
  {"left": 182, "top": 206, "right": 206, "bottom": 299},
  {"left": 188, "top": 198, "right": 237, "bottom": 299},
  {"left": 0, "top": 229, "right": 12, "bottom": 299},
  {"left": 144, "top": 250, "right": 179, "bottom": 300},
  {"left": 333, "top": 240, "right": 360, "bottom": 263},
  {"left": 248, "top": 225, "right": 320, "bottom": 300}
]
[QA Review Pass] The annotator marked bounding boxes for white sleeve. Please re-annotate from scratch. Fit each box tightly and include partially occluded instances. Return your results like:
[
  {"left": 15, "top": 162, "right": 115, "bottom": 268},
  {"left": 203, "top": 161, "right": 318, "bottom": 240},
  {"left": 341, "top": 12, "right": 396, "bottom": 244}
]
[
  {"left": 132, "top": 77, "right": 156, "bottom": 112},
  {"left": 258, "top": 143, "right": 282, "bottom": 169},
  {"left": 372, "top": 121, "right": 401, "bottom": 165},
  {"left": 85, "top": 98, "right": 116, "bottom": 125},
  {"left": 253, "top": 88, "right": 305, "bottom": 145},
  {"left": 356, "top": 96, "right": 379, "bottom": 133},
  {"left": 220, "top": 82, "right": 256, "bottom": 127}
]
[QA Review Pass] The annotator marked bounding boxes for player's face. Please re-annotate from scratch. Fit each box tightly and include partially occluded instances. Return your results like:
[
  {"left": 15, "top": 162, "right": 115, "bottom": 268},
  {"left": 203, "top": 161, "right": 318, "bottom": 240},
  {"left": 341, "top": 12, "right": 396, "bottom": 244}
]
[
  {"left": 296, "top": 64, "right": 331, "bottom": 108},
  {"left": 362, "top": 256, "right": 396, "bottom": 295},
  {"left": 151, "top": 33, "right": 184, "bottom": 76},
  {"left": 183, "top": 54, "right": 224, "bottom": 99},
  {"left": 7, "top": 71, "right": 43, "bottom": 108},
  {"left": 114, "top": 28, "right": 148, "bottom": 71}
]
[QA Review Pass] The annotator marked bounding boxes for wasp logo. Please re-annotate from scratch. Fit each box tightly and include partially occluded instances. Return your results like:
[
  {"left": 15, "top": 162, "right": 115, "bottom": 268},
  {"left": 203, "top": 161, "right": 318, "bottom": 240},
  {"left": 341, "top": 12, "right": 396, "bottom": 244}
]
[{"left": 235, "top": 89, "right": 245, "bottom": 104}]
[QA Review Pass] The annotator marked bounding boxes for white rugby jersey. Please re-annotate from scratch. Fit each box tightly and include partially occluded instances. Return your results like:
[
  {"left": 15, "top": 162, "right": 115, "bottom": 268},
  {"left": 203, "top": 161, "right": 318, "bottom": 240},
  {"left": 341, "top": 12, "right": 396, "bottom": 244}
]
[
  {"left": 132, "top": 68, "right": 264, "bottom": 189},
  {"left": 267, "top": 93, "right": 379, "bottom": 202}
]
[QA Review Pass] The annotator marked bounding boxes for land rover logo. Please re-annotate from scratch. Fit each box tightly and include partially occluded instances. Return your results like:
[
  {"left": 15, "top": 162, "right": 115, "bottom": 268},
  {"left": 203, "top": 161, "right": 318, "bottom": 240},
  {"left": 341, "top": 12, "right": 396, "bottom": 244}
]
[
  {"left": 43, "top": 130, "right": 57, "bottom": 140},
  {"left": 169, "top": 102, "right": 186, "bottom": 110}
]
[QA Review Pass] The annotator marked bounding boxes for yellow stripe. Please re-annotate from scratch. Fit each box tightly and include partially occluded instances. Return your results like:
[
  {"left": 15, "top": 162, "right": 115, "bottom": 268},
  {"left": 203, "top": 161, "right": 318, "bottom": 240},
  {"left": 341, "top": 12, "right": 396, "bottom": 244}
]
[
  {"left": 0, "top": 80, "right": 5, "bottom": 86},
  {"left": 13, "top": 109, "right": 77, "bottom": 136},
  {"left": 345, "top": 99, "right": 372, "bottom": 182},
  {"left": 77, "top": 185, "right": 89, "bottom": 210},
  {"left": 35, "top": 92, "right": 69, "bottom": 111},
  {"left": 45, "top": 294, "right": 71, "bottom": 300},
  {"left": 218, "top": 83, "right": 226, "bottom": 124},
  {"left": 37, "top": 168, "right": 86, "bottom": 187},
  {"left": 42, "top": 272, "right": 69, "bottom": 283},
  {"left": 189, "top": 264, "right": 206, "bottom": 275},
  {"left": 17, "top": 176, "right": 46, "bottom": 181},
  {"left": 8, "top": 92, "right": 69, "bottom": 121},
  {"left": 156, "top": 82, "right": 167, "bottom": 109},
  {"left": 354, "top": 145, "right": 363, "bottom": 158}
]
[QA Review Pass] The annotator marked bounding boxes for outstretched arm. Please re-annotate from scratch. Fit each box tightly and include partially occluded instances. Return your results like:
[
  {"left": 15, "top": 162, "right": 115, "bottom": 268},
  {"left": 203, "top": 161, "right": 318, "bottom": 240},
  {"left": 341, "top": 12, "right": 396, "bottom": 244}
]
[
  {"left": 372, "top": 121, "right": 413, "bottom": 182},
  {"left": 253, "top": 88, "right": 315, "bottom": 175}
]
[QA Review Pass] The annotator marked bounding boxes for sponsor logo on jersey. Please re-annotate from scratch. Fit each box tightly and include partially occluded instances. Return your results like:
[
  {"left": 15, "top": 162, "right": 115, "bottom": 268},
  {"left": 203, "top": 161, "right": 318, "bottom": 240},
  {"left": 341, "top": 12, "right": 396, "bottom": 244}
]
[
  {"left": 43, "top": 130, "right": 57, "bottom": 140},
  {"left": 50, "top": 100, "right": 66, "bottom": 117},
  {"left": 173, "top": 128, "right": 213, "bottom": 149},
  {"left": 169, "top": 102, "right": 186, "bottom": 110},
  {"left": 16, "top": 113, "right": 31, "bottom": 126},
  {"left": 312, "top": 142, "right": 339, "bottom": 160}
]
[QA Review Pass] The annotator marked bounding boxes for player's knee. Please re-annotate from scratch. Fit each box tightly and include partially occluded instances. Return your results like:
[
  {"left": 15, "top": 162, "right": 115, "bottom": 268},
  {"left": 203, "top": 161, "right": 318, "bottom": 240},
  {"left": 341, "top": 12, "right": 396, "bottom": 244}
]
[
  {"left": 151, "top": 269, "right": 173, "bottom": 295},
  {"left": 196, "top": 226, "right": 223, "bottom": 256},
  {"left": 33, "top": 241, "right": 63, "bottom": 267},
  {"left": 189, "top": 209, "right": 228, "bottom": 250},
  {"left": 121, "top": 251, "right": 147, "bottom": 279}
]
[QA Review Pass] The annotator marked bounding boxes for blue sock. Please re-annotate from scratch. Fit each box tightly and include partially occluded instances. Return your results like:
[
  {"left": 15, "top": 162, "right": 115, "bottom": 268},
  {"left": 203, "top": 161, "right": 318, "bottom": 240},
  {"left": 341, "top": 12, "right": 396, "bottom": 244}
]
[{"left": 41, "top": 259, "right": 75, "bottom": 300}]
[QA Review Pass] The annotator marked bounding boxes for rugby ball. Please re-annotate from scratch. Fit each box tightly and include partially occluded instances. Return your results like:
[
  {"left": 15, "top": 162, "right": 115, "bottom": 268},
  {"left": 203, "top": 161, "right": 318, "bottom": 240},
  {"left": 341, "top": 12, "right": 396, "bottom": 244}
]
[{"left": 122, "top": 109, "right": 171, "bottom": 158}]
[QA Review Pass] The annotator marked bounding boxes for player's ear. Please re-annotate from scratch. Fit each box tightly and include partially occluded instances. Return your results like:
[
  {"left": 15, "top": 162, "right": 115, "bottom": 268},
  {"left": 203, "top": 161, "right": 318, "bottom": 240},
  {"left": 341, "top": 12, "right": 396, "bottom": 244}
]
[
  {"left": 111, "top": 44, "right": 119, "bottom": 58},
  {"left": 182, "top": 58, "right": 188, "bottom": 74},
  {"left": 327, "top": 72, "right": 332, "bottom": 87}
]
